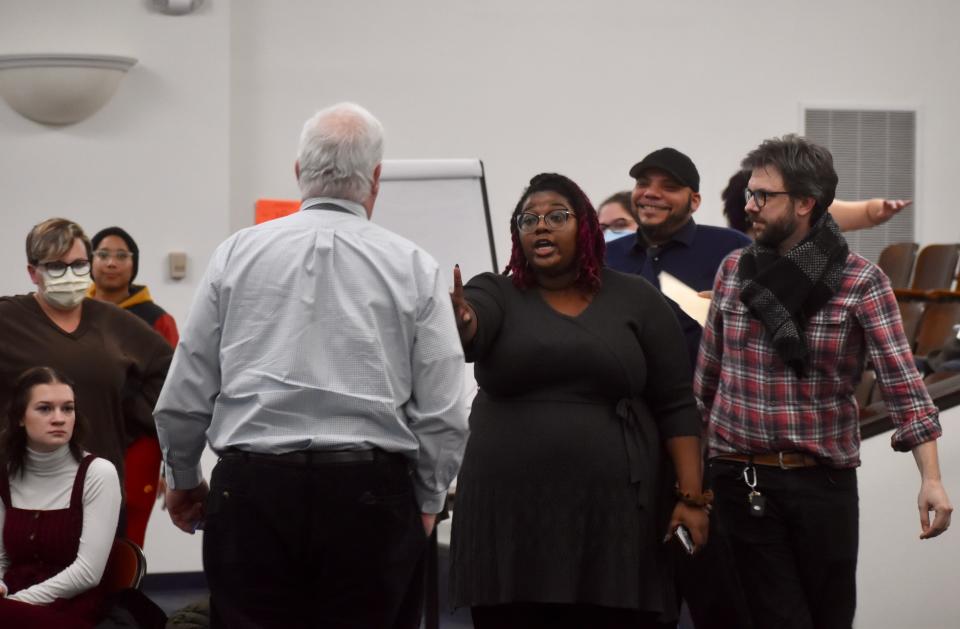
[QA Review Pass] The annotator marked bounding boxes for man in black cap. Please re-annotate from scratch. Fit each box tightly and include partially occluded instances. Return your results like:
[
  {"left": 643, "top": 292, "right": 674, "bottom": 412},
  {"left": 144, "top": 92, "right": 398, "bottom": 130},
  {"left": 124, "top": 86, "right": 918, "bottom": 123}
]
[
  {"left": 608, "top": 149, "right": 754, "bottom": 629},
  {"left": 606, "top": 147, "right": 751, "bottom": 292}
]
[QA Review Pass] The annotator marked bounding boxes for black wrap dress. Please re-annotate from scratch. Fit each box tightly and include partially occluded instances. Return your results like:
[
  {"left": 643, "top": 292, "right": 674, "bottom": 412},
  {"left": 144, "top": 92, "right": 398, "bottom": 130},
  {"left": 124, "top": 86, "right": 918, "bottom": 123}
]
[{"left": 449, "top": 269, "right": 701, "bottom": 621}]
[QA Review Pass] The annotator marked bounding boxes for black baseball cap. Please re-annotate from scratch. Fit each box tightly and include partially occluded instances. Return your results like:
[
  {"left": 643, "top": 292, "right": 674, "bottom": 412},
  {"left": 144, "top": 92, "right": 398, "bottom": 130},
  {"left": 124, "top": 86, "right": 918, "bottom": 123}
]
[{"left": 628, "top": 147, "right": 700, "bottom": 192}]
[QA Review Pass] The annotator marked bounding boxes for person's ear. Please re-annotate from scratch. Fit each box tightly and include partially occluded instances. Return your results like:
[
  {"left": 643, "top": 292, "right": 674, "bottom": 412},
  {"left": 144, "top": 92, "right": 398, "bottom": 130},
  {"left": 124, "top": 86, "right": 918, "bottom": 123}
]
[
  {"left": 371, "top": 163, "right": 382, "bottom": 197},
  {"left": 795, "top": 196, "right": 816, "bottom": 217},
  {"left": 690, "top": 191, "right": 702, "bottom": 212},
  {"left": 27, "top": 264, "right": 41, "bottom": 286},
  {"left": 294, "top": 160, "right": 301, "bottom": 182}
]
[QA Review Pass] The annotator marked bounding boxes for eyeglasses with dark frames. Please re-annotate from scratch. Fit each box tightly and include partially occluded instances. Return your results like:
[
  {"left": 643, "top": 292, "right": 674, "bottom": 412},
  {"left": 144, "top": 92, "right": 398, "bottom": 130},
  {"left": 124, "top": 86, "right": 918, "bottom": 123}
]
[
  {"left": 38, "top": 259, "right": 91, "bottom": 278},
  {"left": 744, "top": 188, "right": 790, "bottom": 209},
  {"left": 516, "top": 209, "right": 575, "bottom": 233}
]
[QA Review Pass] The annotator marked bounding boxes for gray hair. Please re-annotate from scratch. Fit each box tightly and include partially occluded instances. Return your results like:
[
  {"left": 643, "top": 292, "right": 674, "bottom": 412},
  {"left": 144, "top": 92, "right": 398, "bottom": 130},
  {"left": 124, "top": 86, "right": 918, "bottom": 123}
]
[
  {"left": 296, "top": 103, "right": 384, "bottom": 203},
  {"left": 741, "top": 134, "right": 838, "bottom": 223}
]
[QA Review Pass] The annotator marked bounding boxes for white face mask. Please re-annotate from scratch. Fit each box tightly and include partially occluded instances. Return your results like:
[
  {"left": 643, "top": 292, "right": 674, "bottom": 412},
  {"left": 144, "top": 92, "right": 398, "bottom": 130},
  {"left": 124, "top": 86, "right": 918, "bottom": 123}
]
[
  {"left": 39, "top": 267, "right": 92, "bottom": 310},
  {"left": 603, "top": 229, "right": 634, "bottom": 243}
]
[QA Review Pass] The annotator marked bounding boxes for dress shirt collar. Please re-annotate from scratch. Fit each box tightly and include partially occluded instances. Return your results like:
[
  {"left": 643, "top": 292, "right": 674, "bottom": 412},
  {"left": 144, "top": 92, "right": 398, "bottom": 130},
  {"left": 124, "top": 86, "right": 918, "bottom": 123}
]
[
  {"left": 633, "top": 217, "right": 698, "bottom": 251},
  {"left": 300, "top": 196, "right": 368, "bottom": 220}
]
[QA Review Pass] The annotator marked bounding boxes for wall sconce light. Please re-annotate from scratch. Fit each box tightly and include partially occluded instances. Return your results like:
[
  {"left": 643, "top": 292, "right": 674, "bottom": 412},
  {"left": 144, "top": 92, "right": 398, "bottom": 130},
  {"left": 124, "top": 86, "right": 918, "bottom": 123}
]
[
  {"left": 0, "top": 54, "right": 137, "bottom": 126},
  {"left": 151, "top": 0, "right": 205, "bottom": 16}
]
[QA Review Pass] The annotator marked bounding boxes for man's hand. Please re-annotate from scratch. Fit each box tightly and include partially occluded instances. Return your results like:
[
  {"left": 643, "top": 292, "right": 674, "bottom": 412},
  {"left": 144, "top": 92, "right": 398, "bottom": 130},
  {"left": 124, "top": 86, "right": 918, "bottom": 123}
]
[
  {"left": 868, "top": 199, "right": 912, "bottom": 226},
  {"left": 421, "top": 513, "right": 437, "bottom": 537},
  {"left": 665, "top": 503, "right": 709, "bottom": 552},
  {"left": 918, "top": 478, "right": 953, "bottom": 539},
  {"left": 166, "top": 481, "right": 209, "bottom": 534}
]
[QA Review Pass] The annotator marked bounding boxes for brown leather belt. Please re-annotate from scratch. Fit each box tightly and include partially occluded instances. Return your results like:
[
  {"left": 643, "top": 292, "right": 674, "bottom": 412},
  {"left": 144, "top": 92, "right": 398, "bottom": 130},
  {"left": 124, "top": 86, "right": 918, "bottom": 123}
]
[
  {"left": 222, "top": 448, "right": 407, "bottom": 467},
  {"left": 712, "top": 452, "right": 820, "bottom": 469}
]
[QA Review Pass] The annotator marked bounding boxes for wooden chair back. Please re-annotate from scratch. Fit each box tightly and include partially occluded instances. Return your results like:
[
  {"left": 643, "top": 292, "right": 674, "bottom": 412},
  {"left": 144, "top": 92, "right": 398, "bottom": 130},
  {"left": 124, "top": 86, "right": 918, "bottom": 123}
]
[
  {"left": 910, "top": 244, "right": 959, "bottom": 291},
  {"left": 914, "top": 302, "right": 960, "bottom": 357},
  {"left": 100, "top": 537, "right": 147, "bottom": 592},
  {"left": 877, "top": 242, "right": 919, "bottom": 289}
]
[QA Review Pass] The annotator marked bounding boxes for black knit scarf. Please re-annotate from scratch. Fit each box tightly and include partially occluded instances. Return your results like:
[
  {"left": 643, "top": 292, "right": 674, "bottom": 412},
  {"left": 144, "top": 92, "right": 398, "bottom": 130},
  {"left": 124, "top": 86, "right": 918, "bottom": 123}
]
[{"left": 737, "top": 212, "right": 849, "bottom": 377}]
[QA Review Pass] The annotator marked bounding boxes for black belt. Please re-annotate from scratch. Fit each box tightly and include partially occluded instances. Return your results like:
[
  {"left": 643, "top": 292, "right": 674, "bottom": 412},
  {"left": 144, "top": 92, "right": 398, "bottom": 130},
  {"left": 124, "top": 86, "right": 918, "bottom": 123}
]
[{"left": 221, "top": 448, "right": 407, "bottom": 467}]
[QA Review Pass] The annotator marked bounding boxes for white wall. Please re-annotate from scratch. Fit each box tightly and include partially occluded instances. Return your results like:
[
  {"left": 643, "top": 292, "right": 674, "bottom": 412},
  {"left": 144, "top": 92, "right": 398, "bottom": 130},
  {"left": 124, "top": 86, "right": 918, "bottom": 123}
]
[
  {"left": 227, "top": 0, "right": 960, "bottom": 256},
  {"left": 857, "top": 406, "right": 959, "bottom": 629},
  {"left": 0, "top": 0, "right": 231, "bottom": 323},
  {"left": 1, "top": 1, "right": 959, "bottom": 620}
]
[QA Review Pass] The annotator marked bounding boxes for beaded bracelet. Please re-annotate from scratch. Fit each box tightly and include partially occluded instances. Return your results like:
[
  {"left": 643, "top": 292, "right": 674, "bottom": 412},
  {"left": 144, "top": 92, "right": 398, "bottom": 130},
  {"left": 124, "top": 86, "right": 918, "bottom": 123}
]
[{"left": 676, "top": 488, "right": 714, "bottom": 509}]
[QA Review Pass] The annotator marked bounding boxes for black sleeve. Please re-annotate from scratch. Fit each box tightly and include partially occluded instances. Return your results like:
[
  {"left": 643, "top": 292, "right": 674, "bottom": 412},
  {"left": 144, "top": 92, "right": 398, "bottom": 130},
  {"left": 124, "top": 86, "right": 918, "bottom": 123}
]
[
  {"left": 635, "top": 286, "right": 702, "bottom": 440},
  {"left": 463, "top": 272, "right": 508, "bottom": 363}
]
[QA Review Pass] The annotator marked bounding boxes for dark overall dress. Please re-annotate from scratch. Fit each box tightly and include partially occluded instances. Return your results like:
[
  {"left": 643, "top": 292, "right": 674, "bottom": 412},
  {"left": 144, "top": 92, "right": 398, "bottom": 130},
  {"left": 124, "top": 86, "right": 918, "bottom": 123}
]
[{"left": 0, "top": 454, "right": 106, "bottom": 628}]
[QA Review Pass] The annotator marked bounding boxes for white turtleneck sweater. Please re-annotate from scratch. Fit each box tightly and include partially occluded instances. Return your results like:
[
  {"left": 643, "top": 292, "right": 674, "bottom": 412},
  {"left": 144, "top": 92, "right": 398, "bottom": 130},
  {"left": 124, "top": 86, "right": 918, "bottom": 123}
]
[{"left": 0, "top": 445, "right": 120, "bottom": 604}]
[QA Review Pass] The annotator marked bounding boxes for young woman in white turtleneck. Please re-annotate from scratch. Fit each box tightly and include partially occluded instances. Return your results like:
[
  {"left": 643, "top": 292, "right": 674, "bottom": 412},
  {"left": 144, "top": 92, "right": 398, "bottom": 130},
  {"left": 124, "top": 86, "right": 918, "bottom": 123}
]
[{"left": 0, "top": 368, "right": 120, "bottom": 610}]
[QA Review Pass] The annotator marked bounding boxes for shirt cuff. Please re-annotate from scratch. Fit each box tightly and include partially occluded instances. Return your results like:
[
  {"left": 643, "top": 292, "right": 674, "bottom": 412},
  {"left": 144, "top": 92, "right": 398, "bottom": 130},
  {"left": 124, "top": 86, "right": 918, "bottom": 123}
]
[
  {"left": 165, "top": 463, "right": 204, "bottom": 491},
  {"left": 413, "top": 483, "right": 448, "bottom": 515},
  {"left": 890, "top": 411, "right": 943, "bottom": 452}
]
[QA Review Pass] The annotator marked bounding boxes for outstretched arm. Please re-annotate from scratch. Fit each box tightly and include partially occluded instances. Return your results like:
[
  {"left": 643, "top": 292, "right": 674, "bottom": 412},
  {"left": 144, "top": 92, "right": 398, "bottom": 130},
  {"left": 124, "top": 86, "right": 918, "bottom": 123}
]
[{"left": 829, "top": 199, "right": 911, "bottom": 232}]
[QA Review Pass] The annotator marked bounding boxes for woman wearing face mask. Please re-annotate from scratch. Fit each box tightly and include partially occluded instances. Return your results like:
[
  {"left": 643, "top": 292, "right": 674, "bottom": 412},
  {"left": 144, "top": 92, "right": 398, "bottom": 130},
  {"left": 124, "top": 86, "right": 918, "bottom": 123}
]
[
  {"left": 0, "top": 367, "right": 121, "bottom": 628},
  {"left": 0, "top": 219, "right": 172, "bottom": 521},
  {"left": 597, "top": 190, "right": 639, "bottom": 243}
]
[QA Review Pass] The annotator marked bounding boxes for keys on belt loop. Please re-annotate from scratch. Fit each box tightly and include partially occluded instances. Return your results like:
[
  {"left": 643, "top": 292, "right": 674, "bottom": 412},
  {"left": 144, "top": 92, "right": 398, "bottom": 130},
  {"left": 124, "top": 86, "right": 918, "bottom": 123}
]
[{"left": 742, "top": 463, "right": 766, "bottom": 518}]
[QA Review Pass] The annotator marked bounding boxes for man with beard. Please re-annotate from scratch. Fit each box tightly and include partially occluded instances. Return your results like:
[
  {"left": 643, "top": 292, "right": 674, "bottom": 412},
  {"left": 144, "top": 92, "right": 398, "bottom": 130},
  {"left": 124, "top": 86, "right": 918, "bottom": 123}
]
[
  {"left": 696, "top": 134, "right": 951, "bottom": 629},
  {"left": 605, "top": 147, "right": 751, "bottom": 292},
  {"left": 608, "top": 150, "right": 754, "bottom": 629}
]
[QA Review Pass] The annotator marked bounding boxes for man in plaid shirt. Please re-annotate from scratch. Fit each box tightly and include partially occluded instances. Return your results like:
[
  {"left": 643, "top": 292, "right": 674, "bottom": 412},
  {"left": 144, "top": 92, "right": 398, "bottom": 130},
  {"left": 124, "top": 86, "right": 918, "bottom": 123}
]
[{"left": 695, "top": 134, "right": 952, "bottom": 629}]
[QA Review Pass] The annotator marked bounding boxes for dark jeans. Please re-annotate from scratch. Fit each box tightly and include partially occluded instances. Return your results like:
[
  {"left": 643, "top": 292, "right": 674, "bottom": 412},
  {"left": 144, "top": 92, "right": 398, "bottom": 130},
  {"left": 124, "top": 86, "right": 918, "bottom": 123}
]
[
  {"left": 711, "top": 461, "right": 859, "bottom": 629},
  {"left": 677, "top": 465, "right": 753, "bottom": 629},
  {"left": 471, "top": 602, "right": 672, "bottom": 629},
  {"left": 203, "top": 453, "right": 428, "bottom": 629}
]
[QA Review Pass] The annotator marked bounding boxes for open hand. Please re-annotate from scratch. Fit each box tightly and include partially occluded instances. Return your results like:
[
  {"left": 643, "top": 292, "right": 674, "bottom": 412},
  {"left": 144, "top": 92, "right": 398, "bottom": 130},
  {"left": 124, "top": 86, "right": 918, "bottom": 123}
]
[{"left": 869, "top": 199, "right": 912, "bottom": 226}]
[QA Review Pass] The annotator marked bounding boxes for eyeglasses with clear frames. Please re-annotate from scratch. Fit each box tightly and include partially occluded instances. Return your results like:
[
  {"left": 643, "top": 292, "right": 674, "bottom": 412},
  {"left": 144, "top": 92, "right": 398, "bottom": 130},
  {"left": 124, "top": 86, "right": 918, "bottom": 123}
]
[
  {"left": 744, "top": 188, "right": 790, "bottom": 209},
  {"left": 93, "top": 249, "right": 133, "bottom": 262},
  {"left": 39, "top": 260, "right": 91, "bottom": 278},
  {"left": 516, "top": 209, "right": 575, "bottom": 233}
]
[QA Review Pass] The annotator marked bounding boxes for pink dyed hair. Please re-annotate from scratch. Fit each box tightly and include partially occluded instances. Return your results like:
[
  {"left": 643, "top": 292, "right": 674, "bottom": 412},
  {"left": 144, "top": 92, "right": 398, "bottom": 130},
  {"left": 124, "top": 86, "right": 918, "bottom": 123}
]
[{"left": 504, "top": 173, "right": 605, "bottom": 293}]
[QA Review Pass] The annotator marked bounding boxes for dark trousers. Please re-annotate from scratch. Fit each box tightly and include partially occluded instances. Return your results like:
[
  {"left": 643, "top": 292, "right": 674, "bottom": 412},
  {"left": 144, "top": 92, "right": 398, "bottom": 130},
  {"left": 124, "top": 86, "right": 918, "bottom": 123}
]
[
  {"left": 471, "top": 602, "right": 672, "bottom": 629},
  {"left": 711, "top": 461, "right": 859, "bottom": 629},
  {"left": 676, "top": 467, "right": 754, "bottom": 629},
  {"left": 203, "top": 453, "right": 428, "bottom": 629}
]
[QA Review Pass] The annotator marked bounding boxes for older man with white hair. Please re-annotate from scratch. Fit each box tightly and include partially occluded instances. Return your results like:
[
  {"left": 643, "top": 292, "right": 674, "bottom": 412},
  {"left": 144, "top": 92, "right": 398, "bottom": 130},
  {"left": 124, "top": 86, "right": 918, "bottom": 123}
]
[{"left": 155, "top": 103, "right": 468, "bottom": 628}]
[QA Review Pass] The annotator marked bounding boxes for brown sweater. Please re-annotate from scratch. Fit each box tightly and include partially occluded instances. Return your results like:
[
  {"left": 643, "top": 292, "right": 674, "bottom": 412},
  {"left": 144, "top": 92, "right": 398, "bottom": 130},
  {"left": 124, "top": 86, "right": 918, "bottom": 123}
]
[{"left": 0, "top": 295, "right": 173, "bottom": 478}]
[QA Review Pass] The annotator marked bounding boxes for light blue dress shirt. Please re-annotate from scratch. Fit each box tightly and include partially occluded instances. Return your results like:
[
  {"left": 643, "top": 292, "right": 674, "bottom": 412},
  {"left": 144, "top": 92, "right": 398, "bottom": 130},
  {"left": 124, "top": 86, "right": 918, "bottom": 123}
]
[{"left": 154, "top": 197, "right": 468, "bottom": 512}]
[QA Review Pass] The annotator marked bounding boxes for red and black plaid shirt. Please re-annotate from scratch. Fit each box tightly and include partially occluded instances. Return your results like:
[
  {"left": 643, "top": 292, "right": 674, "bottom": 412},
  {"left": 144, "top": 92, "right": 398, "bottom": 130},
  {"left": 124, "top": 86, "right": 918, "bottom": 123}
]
[{"left": 695, "top": 250, "right": 941, "bottom": 468}]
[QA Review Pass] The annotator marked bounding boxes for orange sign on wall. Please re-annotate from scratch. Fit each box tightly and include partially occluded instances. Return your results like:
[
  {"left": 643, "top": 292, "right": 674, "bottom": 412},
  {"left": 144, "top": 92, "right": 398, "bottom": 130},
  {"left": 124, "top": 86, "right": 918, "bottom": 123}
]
[{"left": 255, "top": 199, "right": 300, "bottom": 224}]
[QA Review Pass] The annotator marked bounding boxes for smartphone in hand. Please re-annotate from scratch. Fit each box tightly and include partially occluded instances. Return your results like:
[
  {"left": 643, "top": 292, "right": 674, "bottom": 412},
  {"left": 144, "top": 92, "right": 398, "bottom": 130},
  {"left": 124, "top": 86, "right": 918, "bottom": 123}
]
[{"left": 674, "top": 525, "right": 695, "bottom": 555}]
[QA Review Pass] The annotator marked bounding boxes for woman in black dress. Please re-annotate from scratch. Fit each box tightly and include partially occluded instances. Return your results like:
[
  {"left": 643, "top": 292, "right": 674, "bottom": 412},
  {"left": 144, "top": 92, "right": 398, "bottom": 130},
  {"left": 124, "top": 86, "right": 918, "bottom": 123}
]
[{"left": 449, "top": 173, "right": 709, "bottom": 628}]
